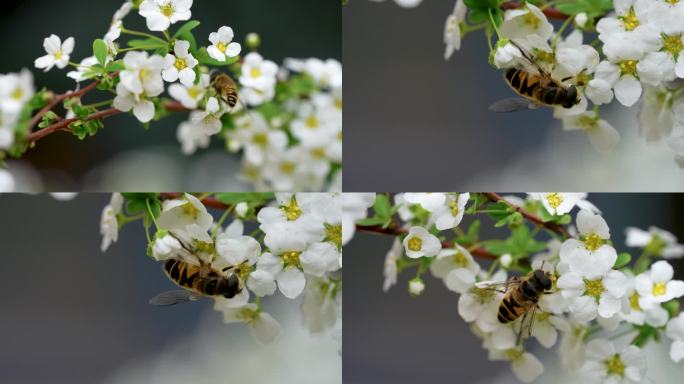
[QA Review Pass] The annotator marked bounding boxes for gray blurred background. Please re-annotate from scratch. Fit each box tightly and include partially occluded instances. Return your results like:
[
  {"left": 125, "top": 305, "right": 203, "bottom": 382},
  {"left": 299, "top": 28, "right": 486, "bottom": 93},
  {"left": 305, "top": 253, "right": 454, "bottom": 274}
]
[
  {"left": 343, "top": 2, "right": 684, "bottom": 191},
  {"left": 1, "top": 0, "right": 340, "bottom": 191},
  {"left": 344, "top": 194, "right": 684, "bottom": 383},
  {"left": 0, "top": 194, "right": 340, "bottom": 384}
]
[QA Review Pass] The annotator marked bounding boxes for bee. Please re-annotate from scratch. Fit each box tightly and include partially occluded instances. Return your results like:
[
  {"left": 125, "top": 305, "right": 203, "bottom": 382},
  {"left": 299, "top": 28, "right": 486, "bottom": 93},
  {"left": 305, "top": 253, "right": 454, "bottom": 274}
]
[
  {"left": 489, "top": 41, "right": 580, "bottom": 113},
  {"left": 210, "top": 71, "right": 239, "bottom": 109},
  {"left": 476, "top": 269, "right": 553, "bottom": 343},
  {"left": 149, "top": 235, "right": 242, "bottom": 306}
]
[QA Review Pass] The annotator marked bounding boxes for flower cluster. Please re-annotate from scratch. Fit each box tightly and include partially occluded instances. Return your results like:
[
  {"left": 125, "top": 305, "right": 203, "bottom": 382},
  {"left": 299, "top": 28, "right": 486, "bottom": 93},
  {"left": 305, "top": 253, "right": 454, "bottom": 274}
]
[
  {"left": 101, "top": 192, "right": 341, "bottom": 345},
  {"left": 344, "top": 192, "right": 684, "bottom": 383},
  {"left": 0, "top": 0, "right": 341, "bottom": 191}
]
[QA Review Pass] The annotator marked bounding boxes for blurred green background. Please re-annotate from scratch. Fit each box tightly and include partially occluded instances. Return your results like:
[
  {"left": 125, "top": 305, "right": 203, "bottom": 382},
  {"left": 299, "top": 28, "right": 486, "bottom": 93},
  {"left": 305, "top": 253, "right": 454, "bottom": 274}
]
[
  {"left": 344, "top": 193, "right": 684, "bottom": 384},
  {"left": 1, "top": 0, "right": 340, "bottom": 191},
  {"left": 0, "top": 193, "right": 341, "bottom": 384}
]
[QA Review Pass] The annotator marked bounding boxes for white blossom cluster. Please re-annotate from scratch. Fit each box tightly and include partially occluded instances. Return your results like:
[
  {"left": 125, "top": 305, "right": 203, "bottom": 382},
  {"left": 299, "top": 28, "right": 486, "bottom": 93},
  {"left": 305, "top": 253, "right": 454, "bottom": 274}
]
[
  {"left": 343, "top": 192, "right": 684, "bottom": 383},
  {"left": 0, "top": 69, "right": 34, "bottom": 152},
  {"left": 101, "top": 192, "right": 341, "bottom": 345}
]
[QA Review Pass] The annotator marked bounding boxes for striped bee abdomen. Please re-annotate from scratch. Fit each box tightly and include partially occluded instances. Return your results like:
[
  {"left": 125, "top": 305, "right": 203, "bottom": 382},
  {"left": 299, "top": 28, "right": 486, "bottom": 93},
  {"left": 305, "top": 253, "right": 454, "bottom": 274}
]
[
  {"left": 163, "top": 259, "right": 241, "bottom": 299},
  {"left": 498, "top": 293, "right": 526, "bottom": 323}
]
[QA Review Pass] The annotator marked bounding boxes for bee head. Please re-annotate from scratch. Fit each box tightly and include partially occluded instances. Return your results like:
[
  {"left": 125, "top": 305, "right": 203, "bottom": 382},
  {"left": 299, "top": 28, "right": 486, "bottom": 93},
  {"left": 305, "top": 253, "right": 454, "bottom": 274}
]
[
  {"left": 562, "top": 85, "right": 579, "bottom": 108},
  {"left": 533, "top": 269, "right": 552, "bottom": 291}
]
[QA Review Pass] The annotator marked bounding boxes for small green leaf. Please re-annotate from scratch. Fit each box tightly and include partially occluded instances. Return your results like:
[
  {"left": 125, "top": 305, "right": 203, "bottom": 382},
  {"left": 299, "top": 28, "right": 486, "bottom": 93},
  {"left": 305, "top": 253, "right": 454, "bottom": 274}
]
[
  {"left": 373, "top": 194, "right": 391, "bottom": 218},
  {"left": 663, "top": 300, "right": 680, "bottom": 318},
  {"left": 128, "top": 38, "right": 168, "bottom": 50},
  {"left": 173, "top": 20, "right": 200, "bottom": 38},
  {"left": 93, "top": 39, "right": 108, "bottom": 66},
  {"left": 105, "top": 60, "right": 125, "bottom": 72},
  {"left": 356, "top": 217, "right": 388, "bottom": 226},
  {"left": 614, "top": 252, "right": 632, "bottom": 269}
]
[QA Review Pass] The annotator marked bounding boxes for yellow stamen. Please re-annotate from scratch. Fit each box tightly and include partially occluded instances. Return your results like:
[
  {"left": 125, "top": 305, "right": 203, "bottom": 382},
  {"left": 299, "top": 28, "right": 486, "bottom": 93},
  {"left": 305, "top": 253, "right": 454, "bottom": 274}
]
[
  {"left": 217, "top": 42, "right": 227, "bottom": 53},
  {"left": 662, "top": 33, "right": 684, "bottom": 57},
  {"left": 619, "top": 7, "right": 640, "bottom": 31},
  {"left": 250, "top": 67, "right": 262, "bottom": 78},
  {"left": 584, "top": 233, "right": 605, "bottom": 252},
  {"left": 583, "top": 278, "right": 605, "bottom": 300},
  {"left": 407, "top": 236, "right": 422, "bottom": 252},
  {"left": 174, "top": 57, "right": 187, "bottom": 70},
  {"left": 252, "top": 133, "right": 268, "bottom": 146},
  {"left": 618, "top": 60, "right": 638, "bottom": 77},
  {"left": 305, "top": 115, "right": 319, "bottom": 129},
  {"left": 653, "top": 282, "right": 667, "bottom": 296},
  {"left": 160, "top": 3, "right": 174, "bottom": 17},
  {"left": 605, "top": 355, "right": 625, "bottom": 377},
  {"left": 280, "top": 196, "right": 301, "bottom": 221},
  {"left": 282, "top": 251, "right": 301, "bottom": 268},
  {"left": 280, "top": 161, "right": 296, "bottom": 175},
  {"left": 629, "top": 291, "right": 642, "bottom": 311},
  {"left": 545, "top": 193, "right": 563, "bottom": 209}
]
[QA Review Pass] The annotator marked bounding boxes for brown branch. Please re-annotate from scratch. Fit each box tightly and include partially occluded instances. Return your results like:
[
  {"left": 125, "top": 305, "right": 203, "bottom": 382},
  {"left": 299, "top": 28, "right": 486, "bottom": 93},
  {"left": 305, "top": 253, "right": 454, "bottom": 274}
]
[
  {"left": 159, "top": 193, "right": 231, "bottom": 210},
  {"left": 483, "top": 192, "right": 570, "bottom": 238},
  {"left": 501, "top": 1, "right": 570, "bottom": 20},
  {"left": 28, "top": 80, "right": 102, "bottom": 133},
  {"left": 356, "top": 224, "right": 497, "bottom": 260}
]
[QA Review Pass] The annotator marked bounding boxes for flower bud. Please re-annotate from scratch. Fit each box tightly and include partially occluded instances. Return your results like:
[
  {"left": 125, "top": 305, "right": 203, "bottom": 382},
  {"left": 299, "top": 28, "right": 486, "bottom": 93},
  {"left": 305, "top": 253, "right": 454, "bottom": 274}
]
[
  {"left": 408, "top": 278, "right": 425, "bottom": 296},
  {"left": 236, "top": 202, "right": 248, "bottom": 217},
  {"left": 500, "top": 253, "right": 512, "bottom": 268},
  {"left": 575, "top": 12, "right": 588, "bottom": 28},
  {"left": 246, "top": 33, "right": 261, "bottom": 51}
]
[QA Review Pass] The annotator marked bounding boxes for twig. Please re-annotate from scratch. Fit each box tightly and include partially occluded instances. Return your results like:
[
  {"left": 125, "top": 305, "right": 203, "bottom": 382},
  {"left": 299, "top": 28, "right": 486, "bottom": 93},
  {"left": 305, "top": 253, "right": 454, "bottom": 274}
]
[
  {"left": 501, "top": 1, "right": 570, "bottom": 20},
  {"left": 28, "top": 80, "right": 101, "bottom": 133},
  {"left": 483, "top": 192, "right": 570, "bottom": 238}
]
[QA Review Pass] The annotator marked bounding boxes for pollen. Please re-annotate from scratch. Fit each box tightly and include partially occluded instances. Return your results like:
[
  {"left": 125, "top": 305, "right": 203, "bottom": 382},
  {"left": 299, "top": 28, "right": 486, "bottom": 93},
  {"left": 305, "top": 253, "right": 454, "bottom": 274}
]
[
  {"left": 578, "top": 115, "right": 598, "bottom": 129},
  {"left": 282, "top": 251, "right": 301, "bottom": 268},
  {"left": 452, "top": 251, "right": 468, "bottom": 267},
  {"left": 522, "top": 12, "right": 540, "bottom": 29},
  {"left": 240, "top": 307, "right": 258, "bottom": 322},
  {"left": 536, "top": 312, "right": 550, "bottom": 322},
  {"left": 217, "top": 42, "right": 228, "bottom": 53},
  {"left": 583, "top": 232, "right": 605, "bottom": 252},
  {"left": 505, "top": 348, "right": 523, "bottom": 361},
  {"left": 139, "top": 67, "right": 150, "bottom": 80},
  {"left": 280, "top": 161, "right": 296, "bottom": 175},
  {"left": 629, "top": 291, "right": 642, "bottom": 311},
  {"left": 325, "top": 223, "right": 342, "bottom": 248},
  {"left": 666, "top": 0, "right": 680, "bottom": 4},
  {"left": 472, "top": 286, "right": 494, "bottom": 302},
  {"left": 618, "top": 60, "right": 638, "bottom": 78},
  {"left": 174, "top": 57, "right": 187, "bottom": 70},
  {"left": 604, "top": 354, "right": 626, "bottom": 377},
  {"left": 652, "top": 282, "right": 667, "bottom": 296},
  {"left": 235, "top": 264, "right": 253, "bottom": 281},
  {"left": 311, "top": 147, "right": 327, "bottom": 159},
  {"left": 250, "top": 67, "right": 262, "bottom": 79},
  {"left": 160, "top": 3, "right": 174, "bottom": 17},
  {"left": 545, "top": 193, "right": 563, "bottom": 209},
  {"left": 54, "top": 50, "right": 63, "bottom": 60},
  {"left": 181, "top": 201, "right": 200, "bottom": 219},
  {"left": 583, "top": 278, "right": 605, "bottom": 300},
  {"left": 10, "top": 87, "right": 24, "bottom": 100},
  {"left": 280, "top": 196, "right": 302, "bottom": 221},
  {"left": 661, "top": 33, "right": 684, "bottom": 57},
  {"left": 187, "top": 86, "right": 201, "bottom": 99},
  {"left": 575, "top": 72, "right": 590, "bottom": 87},
  {"left": 448, "top": 199, "right": 460, "bottom": 217},
  {"left": 305, "top": 115, "right": 319, "bottom": 129},
  {"left": 619, "top": 7, "right": 640, "bottom": 31},
  {"left": 407, "top": 236, "right": 423, "bottom": 252},
  {"left": 252, "top": 132, "right": 269, "bottom": 146}
]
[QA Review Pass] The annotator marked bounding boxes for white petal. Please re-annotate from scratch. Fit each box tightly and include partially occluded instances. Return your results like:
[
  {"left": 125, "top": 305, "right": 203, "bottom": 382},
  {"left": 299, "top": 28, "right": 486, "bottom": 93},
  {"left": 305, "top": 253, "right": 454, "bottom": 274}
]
[
  {"left": 651, "top": 260, "right": 674, "bottom": 282},
  {"left": 512, "top": 352, "right": 544, "bottom": 383},
  {"left": 276, "top": 266, "right": 305, "bottom": 299},
  {"left": 614, "top": 77, "right": 642, "bottom": 107},
  {"left": 587, "top": 119, "right": 620, "bottom": 154},
  {"left": 246, "top": 270, "right": 277, "bottom": 297},
  {"left": 671, "top": 340, "right": 684, "bottom": 363},
  {"left": 133, "top": 100, "right": 155, "bottom": 122},
  {"left": 444, "top": 268, "right": 475, "bottom": 294},
  {"left": 249, "top": 312, "right": 281, "bottom": 345}
]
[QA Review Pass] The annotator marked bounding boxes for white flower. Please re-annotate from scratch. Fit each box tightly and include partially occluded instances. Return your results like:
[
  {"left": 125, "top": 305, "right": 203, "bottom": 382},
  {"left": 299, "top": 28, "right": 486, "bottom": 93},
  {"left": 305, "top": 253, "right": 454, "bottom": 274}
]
[
  {"left": 215, "top": 302, "right": 280, "bottom": 344},
  {"left": 151, "top": 232, "right": 188, "bottom": 261},
  {"left": 560, "top": 209, "right": 617, "bottom": 278},
  {"left": 634, "top": 260, "right": 684, "bottom": 309},
  {"left": 304, "top": 58, "right": 342, "bottom": 89},
  {"left": 402, "top": 226, "right": 441, "bottom": 259},
  {"left": 402, "top": 192, "right": 446, "bottom": 212},
  {"left": 621, "top": 274, "right": 668, "bottom": 327},
  {"left": 499, "top": 3, "right": 553, "bottom": 42},
  {"left": 430, "top": 193, "right": 469, "bottom": 230},
  {"left": 590, "top": 46, "right": 659, "bottom": 106},
  {"left": 383, "top": 238, "right": 402, "bottom": 292},
  {"left": 104, "top": 2, "right": 132, "bottom": 42},
  {"left": 162, "top": 40, "right": 198, "bottom": 86},
  {"left": 119, "top": 51, "right": 164, "bottom": 95},
  {"left": 176, "top": 120, "right": 210, "bottom": 155},
  {"left": 666, "top": 313, "right": 684, "bottom": 363},
  {"left": 239, "top": 52, "right": 278, "bottom": 92},
  {"left": 169, "top": 73, "right": 209, "bottom": 109},
  {"left": 559, "top": 321, "right": 589, "bottom": 371},
  {"left": 575, "top": 12, "right": 588, "bottom": 28},
  {"left": 100, "top": 193, "right": 123, "bottom": 252},
  {"left": 638, "top": 85, "right": 678, "bottom": 142},
  {"left": 626, "top": 226, "right": 684, "bottom": 259},
  {"left": 67, "top": 57, "right": 99, "bottom": 83},
  {"left": 207, "top": 26, "right": 241, "bottom": 62},
  {"left": 301, "top": 276, "right": 340, "bottom": 334},
  {"left": 430, "top": 246, "right": 480, "bottom": 294},
  {"left": 226, "top": 113, "right": 288, "bottom": 166},
  {"left": 580, "top": 339, "right": 647, "bottom": 383},
  {"left": 0, "top": 69, "right": 34, "bottom": 114},
  {"left": 489, "top": 347, "right": 544, "bottom": 383},
  {"left": 157, "top": 193, "right": 213, "bottom": 234},
  {"left": 342, "top": 193, "right": 376, "bottom": 245},
  {"left": 493, "top": 41, "right": 524, "bottom": 69},
  {"left": 443, "top": 0, "right": 466, "bottom": 60},
  {"left": 139, "top": 0, "right": 192, "bottom": 32},
  {"left": 113, "top": 82, "right": 157, "bottom": 123},
  {"left": 190, "top": 97, "right": 224, "bottom": 135},
  {"left": 408, "top": 278, "right": 425, "bottom": 296},
  {"left": 34, "top": 35, "right": 74, "bottom": 72},
  {"left": 528, "top": 192, "right": 585, "bottom": 216},
  {"left": 561, "top": 112, "right": 620, "bottom": 154},
  {"left": 0, "top": 169, "right": 15, "bottom": 192},
  {"left": 557, "top": 269, "right": 628, "bottom": 322},
  {"left": 596, "top": 0, "right": 659, "bottom": 58}
]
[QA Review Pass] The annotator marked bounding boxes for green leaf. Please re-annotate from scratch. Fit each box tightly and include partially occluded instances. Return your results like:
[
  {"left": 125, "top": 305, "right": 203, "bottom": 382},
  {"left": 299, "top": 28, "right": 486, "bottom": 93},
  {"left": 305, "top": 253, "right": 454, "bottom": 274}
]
[
  {"left": 93, "top": 39, "right": 108, "bottom": 66},
  {"left": 374, "top": 194, "right": 391, "bottom": 218},
  {"left": 128, "top": 38, "right": 168, "bottom": 50},
  {"left": 614, "top": 252, "right": 632, "bottom": 269},
  {"left": 356, "top": 217, "right": 388, "bottom": 226},
  {"left": 215, "top": 192, "right": 275, "bottom": 205},
  {"left": 173, "top": 20, "right": 200, "bottom": 38},
  {"left": 663, "top": 300, "right": 680, "bottom": 318},
  {"left": 105, "top": 60, "right": 125, "bottom": 72},
  {"left": 195, "top": 47, "right": 240, "bottom": 67},
  {"left": 632, "top": 325, "right": 659, "bottom": 347}
]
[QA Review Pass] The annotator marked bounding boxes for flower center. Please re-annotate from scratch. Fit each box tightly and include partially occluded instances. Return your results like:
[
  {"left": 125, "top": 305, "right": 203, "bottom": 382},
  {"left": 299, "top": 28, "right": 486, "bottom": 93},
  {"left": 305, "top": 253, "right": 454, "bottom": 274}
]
[
  {"left": 583, "top": 232, "right": 604, "bottom": 252},
  {"left": 160, "top": 3, "right": 174, "bottom": 17},
  {"left": 522, "top": 11, "right": 540, "bottom": 29},
  {"left": 174, "top": 57, "right": 187, "bottom": 70},
  {"left": 666, "top": 0, "right": 680, "bottom": 4},
  {"left": 280, "top": 196, "right": 302, "bottom": 221},
  {"left": 280, "top": 161, "right": 296, "bottom": 175},
  {"left": 139, "top": 67, "right": 150, "bottom": 80},
  {"left": 629, "top": 291, "right": 642, "bottom": 311},
  {"left": 661, "top": 33, "right": 684, "bottom": 57},
  {"left": 604, "top": 354, "right": 625, "bottom": 377},
  {"left": 536, "top": 50, "right": 555, "bottom": 64},
  {"left": 305, "top": 116, "right": 319, "bottom": 129},
  {"left": 240, "top": 307, "right": 259, "bottom": 322},
  {"left": 505, "top": 348, "right": 523, "bottom": 361},
  {"left": 536, "top": 312, "right": 550, "bottom": 322},
  {"left": 619, "top": 7, "right": 640, "bottom": 31},
  {"left": 618, "top": 60, "right": 638, "bottom": 78},
  {"left": 181, "top": 201, "right": 200, "bottom": 219},
  {"left": 193, "top": 240, "right": 214, "bottom": 254},
  {"left": 10, "top": 87, "right": 24, "bottom": 100},
  {"left": 252, "top": 132, "right": 269, "bottom": 146},
  {"left": 311, "top": 147, "right": 327, "bottom": 159},
  {"left": 652, "top": 282, "right": 667, "bottom": 296},
  {"left": 472, "top": 286, "right": 495, "bottom": 302},
  {"left": 578, "top": 115, "right": 598, "bottom": 130},
  {"left": 54, "top": 50, "right": 63, "bottom": 60},
  {"left": 407, "top": 236, "right": 423, "bottom": 252},
  {"left": 583, "top": 278, "right": 605, "bottom": 300},
  {"left": 334, "top": 98, "right": 342, "bottom": 110},
  {"left": 282, "top": 251, "right": 301, "bottom": 268},
  {"left": 545, "top": 193, "right": 563, "bottom": 209},
  {"left": 575, "top": 71, "right": 590, "bottom": 87},
  {"left": 325, "top": 223, "right": 342, "bottom": 248},
  {"left": 250, "top": 67, "right": 262, "bottom": 79},
  {"left": 452, "top": 251, "right": 468, "bottom": 267},
  {"left": 217, "top": 42, "right": 228, "bottom": 53},
  {"left": 645, "top": 234, "right": 667, "bottom": 256},
  {"left": 187, "top": 86, "right": 201, "bottom": 99},
  {"left": 448, "top": 199, "right": 460, "bottom": 217},
  {"left": 235, "top": 263, "right": 253, "bottom": 282}
]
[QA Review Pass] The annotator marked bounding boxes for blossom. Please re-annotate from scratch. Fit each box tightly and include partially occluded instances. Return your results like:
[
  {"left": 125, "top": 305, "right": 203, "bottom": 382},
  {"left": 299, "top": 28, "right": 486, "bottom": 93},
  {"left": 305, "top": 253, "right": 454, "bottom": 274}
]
[
  {"left": 301, "top": 276, "right": 340, "bottom": 334},
  {"left": 169, "top": 73, "right": 209, "bottom": 109},
  {"left": 493, "top": 41, "right": 525, "bottom": 69},
  {"left": 119, "top": 51, "right": 164, "bottom": 95},
  {"left": 580, "top": 339, "right": 647, "bottom": 383},
  {"left": 596, "top": 0, "right": 659, "bottom": 58},
  {"left": 151, "top": 232, "right": 186, "bottom": 261},
  {"left": 190, "top": 97, "right": 224, "bottom": 135},
  {"left": 239, "top": 53, "right": 278, "bottom": 106},
  {"left": 0, "top": 69, "right": 34, "bottom": 114},
  {"left": 176, "top": 120, "right": 210, "bottom": 155},
  {"left": 34, "top": 34, "right": 74, "bottom": 72},
  {"left": 67, "top": 57, "right": 99, "bottom": 83},
  {"left": 113, "top": 82, "right": 158, "bottom": 123},
  {"left": 227, "top": 113, "right": 288, "bottom": 166},
  {"left": 342, "top": 193, "right": 376, "bottom": 245},
  {"left": 100, "top": 193, "right": 123, "bottom": 252},
  {"left": 402, "top": 193, "right": 446, "bottom": 212},
  {"left": 666, "top": 313, "right": 684, "bottom": 363},
  {"left": 157, "top": 193, "right": 214, "bottom": 234},
  {"left": 528, "top": 192, "right": 584, "bottom": 216},
  {"left": 402, "top": 226, "right": 441, "bottom": 258},
  {"left": 620, "top": 274, "right": 668, "bottom": 327},
  {"left": 162, "top": 40, "right": 198, "bottom": 86},
  {"left": 637, "top": 85, "right": 678, "bottom": 142},
  {"left": 430, "top": 246, "right": 480, "bottom": 294},
  {"left": 304, "top": 58, "right": 342, "bottom": 89},
  {"left": 625, "top": 226, "right": 684, "bottom": 259},
  {"left": 0, "top": 169, "right": 15, "bottom": 192},
  {"left": 383, "top": 238, "right": 402, "bottom": 292},
  {"left": 488, "top": 346, "right": 544, "bottom": 383},
  {"left": 214, "top": 302, "right": 280, "bottom": 344},
  {"left": 207, "top": 26, "right": 242, "bottom": 62},
  {"left": 499, "top": 3, "right": 553, "bottom": 42},
  {"left": 430, "top": 193, "right": 469, "bottom": 230},
  {"left": 138, "top": 0, "right": 192, "bottom": 32},
  {"left": 557, "top": 269, "right": 628, "bottom": 322},
  {"left": 634, "top": 260, "right": 684, "bottom": 309},
  {"left": 443, "top": 0, "right": 466, "bottom": 60},
  {"left": 560, "top": 209, "right": 617, "bottom": 278},
  {"left": 408, "top": 278, "right": 425, "bottom": 296},
  {"left": 104, "top": 1, "right": 133, "bottom": 42},
  {"left": 561, "top": 112, "right": 620, "bottom": 154}
]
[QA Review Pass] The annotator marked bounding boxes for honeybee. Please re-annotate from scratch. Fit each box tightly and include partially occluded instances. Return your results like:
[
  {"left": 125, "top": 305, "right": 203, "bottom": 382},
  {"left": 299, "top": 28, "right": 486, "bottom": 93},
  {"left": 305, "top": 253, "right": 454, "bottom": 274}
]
[
  {"left": 476, "top": 269, "right": 553, "bottom": 343},
  {"left": 149, "top": 235, "right": 242, "bottom": 306},
  {"left": 489, "top": 41, "right": 580, "bottom": 113},
  {"left": 210, "top": 71, "right": 239, "bottom": 109}
]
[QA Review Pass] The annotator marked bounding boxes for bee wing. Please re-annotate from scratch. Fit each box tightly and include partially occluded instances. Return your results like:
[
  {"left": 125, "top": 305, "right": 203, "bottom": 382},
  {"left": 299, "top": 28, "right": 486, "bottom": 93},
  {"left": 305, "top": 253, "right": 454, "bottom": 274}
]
[
  {"left": 475, "top": 279, "right": 520, "bottom": 293},
  {"left": 149, "top": 290, "right": 202, "bottom": 306},
  {"left": 516, "top": 304, "right": 537, "bottom": 346},
  {"left": 489, "top": 98, "right": 540, "bottom": 113}
]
